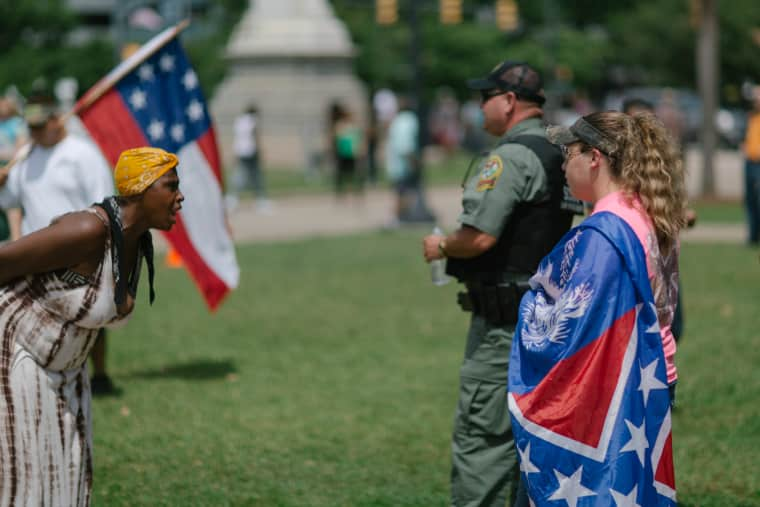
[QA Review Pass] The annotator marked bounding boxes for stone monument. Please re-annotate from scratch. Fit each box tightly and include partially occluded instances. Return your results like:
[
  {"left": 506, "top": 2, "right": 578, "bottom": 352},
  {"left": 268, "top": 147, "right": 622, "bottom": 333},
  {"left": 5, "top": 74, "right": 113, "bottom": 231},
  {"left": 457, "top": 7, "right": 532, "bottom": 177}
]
[{"left": 210, "top": 0, "right": 368, "bottom": 170}]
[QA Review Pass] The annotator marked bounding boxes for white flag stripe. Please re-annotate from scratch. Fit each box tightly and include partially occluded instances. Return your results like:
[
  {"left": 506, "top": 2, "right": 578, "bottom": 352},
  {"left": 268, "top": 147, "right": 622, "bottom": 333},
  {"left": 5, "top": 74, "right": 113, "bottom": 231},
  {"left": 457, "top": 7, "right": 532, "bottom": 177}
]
[{"left": 176, "top": 142, "right": 239, "bottom": 288}]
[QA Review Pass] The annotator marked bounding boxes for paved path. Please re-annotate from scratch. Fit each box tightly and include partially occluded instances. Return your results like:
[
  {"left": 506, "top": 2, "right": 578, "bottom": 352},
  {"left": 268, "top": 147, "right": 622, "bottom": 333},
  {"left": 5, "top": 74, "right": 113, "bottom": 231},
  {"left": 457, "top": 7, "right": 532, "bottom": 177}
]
[{"left": 213, "top": 185, "right": 746, "bottom": 245}]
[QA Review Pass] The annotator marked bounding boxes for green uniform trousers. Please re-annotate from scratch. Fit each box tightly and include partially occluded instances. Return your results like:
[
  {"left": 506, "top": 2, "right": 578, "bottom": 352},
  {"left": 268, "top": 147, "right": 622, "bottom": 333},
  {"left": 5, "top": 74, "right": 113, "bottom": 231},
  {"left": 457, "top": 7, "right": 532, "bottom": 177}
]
[{"left": 450, "top": 314, "right": 519, "bottom": 507}]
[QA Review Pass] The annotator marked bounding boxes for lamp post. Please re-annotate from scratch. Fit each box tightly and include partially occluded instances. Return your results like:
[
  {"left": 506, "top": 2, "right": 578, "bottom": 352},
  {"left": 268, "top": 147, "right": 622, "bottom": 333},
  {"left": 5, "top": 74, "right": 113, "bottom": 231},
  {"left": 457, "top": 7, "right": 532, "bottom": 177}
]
[
  {"left": 404, "top": 0, "right": 436, "bottom": 223},
  {"left": 696, "top": 0, "right": 718, "bottom": 197}
]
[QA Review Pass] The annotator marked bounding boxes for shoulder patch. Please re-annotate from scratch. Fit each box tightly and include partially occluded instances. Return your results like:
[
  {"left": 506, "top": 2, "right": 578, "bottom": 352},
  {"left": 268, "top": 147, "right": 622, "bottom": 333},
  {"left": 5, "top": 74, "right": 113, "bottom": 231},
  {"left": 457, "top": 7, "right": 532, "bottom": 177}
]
[{"left": 476, "top": 155, "right": 503, "bottom": 192}]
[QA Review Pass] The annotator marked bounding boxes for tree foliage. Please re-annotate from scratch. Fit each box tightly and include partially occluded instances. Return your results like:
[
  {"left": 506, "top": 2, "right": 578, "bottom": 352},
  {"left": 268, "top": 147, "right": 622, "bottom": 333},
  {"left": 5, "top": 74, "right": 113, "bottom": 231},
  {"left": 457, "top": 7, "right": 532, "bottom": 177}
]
[
  {"left": 0, "top": 0, "right": 249, "bottom": 101},
  {"left": 0, "top": 0, "right": 113, "bottom": 96},
  {"left": 331, "top": 0, "right": 760, "bottom": 105},
  {"left": 2, "top": 0, "right": 760, "bottom": 107}
]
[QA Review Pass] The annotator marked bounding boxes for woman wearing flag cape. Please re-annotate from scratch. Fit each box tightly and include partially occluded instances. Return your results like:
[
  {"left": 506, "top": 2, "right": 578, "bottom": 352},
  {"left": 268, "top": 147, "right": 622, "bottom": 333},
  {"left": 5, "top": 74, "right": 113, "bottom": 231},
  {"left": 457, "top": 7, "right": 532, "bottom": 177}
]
[
  {"left": 0, "top": 147, "right": 183, "bottom": 506},
  {"left": 508, "top": 112, "right": 685, "bottom": 506}
]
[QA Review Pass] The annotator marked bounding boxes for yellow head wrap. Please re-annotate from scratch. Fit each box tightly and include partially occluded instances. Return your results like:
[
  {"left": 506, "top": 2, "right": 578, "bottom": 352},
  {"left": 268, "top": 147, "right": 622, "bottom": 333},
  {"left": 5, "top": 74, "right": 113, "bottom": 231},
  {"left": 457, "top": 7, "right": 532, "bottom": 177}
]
[{"left": 114, "top": 147, "right": 179, "bottom": 196}]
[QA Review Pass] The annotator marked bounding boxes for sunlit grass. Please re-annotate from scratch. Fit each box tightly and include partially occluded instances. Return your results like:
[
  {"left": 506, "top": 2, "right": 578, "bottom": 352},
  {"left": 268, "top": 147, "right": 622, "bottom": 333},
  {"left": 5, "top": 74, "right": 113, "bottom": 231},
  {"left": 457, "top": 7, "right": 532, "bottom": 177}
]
[{"left": 92, "top": 231, "right": 759, "bottom": 506}]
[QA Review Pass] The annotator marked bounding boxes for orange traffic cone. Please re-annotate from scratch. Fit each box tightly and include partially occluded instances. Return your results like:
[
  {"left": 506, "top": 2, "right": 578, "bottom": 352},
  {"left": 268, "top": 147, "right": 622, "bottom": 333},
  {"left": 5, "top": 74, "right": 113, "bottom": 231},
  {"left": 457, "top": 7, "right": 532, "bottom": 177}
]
[{"left": 165, "top": 247, "right": 184, "bottom": 268}]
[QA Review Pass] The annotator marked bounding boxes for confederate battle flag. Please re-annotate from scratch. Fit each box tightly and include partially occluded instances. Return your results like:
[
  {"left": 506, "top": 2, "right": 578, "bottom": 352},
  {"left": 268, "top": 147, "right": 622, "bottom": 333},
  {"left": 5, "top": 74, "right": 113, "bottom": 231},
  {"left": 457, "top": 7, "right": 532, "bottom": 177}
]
[
  {"left": 508, "top": 212, "right": 676, "bottom": 506},
  {"left": 75, "top": 22, "right": 239, "bottom": 310}
]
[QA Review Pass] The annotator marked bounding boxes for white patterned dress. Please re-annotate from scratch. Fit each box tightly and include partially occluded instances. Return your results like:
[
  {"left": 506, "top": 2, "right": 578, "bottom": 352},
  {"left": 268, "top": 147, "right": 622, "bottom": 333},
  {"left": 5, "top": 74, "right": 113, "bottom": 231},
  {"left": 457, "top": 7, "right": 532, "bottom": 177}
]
[{"left": 0, "top": 209, "right": 134, "bottom": 506}]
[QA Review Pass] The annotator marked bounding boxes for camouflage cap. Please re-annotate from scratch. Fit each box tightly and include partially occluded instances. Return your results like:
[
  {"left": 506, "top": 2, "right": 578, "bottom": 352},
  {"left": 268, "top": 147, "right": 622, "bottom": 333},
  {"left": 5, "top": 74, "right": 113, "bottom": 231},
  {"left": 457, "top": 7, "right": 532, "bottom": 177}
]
[
  {"left": 547, "top": 117, "right": 618, "bottom": 155},
  {"left": 467, "top": 60, "right": 546, "bottom": 105}
]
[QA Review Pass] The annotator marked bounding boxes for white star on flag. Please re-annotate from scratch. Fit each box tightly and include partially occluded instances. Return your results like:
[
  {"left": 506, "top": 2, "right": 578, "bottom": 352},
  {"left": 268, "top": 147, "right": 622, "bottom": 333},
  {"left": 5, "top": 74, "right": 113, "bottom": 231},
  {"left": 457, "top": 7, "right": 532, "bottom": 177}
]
[
  {"left": 638, "top": 358, "right": 667, "bottom": 406},
  {"left": 147, "top": 119, "right": 165, "bottom": 140},
  {"left": 646, "top": 303, "right": 660, "bottom": 333},
  {"left": 547, "top": 466, "right": 596, "bottom": 507},
  {"left": 620, "top": 419, "right": 649, "bottom": 467},
  {"left": 186, "top": 100, "right": 204, "bottom": 121},
  {"left": 159, "top": 53, "right": 175, "bottom": 72},
  {"left": 170, "top": 123, "right": 185, "bottom": 142},
  {"left": 610, "top": 485, "right": 642, "bottom": 507},
  {"left": 518, "top": 442, "right": 540, "bottom": 475},
  {"left": 138, "top": 64, "right": 155, "bottom": 81},
  {"left": 129, "top": 89, "right": 147, "bottom": 110},
  {"left": 183, "top": 69, "right": 198, "bottom": 90}
]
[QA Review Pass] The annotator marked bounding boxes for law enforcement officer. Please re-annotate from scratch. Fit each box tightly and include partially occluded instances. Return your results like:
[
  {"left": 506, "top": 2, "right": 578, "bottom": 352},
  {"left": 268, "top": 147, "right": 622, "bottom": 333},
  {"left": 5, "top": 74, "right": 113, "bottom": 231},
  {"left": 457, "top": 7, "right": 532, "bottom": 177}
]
[{"left": 422, "top": 61, "right": 582, "bottom": 507}]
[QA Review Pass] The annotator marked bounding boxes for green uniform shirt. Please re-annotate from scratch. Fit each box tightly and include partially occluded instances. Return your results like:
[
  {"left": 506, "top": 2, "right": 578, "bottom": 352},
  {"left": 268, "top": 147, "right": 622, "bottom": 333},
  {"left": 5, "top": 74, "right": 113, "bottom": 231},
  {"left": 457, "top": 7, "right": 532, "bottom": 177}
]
[{"left": 459, "top": 117, "right": 551, "bottom": 238}]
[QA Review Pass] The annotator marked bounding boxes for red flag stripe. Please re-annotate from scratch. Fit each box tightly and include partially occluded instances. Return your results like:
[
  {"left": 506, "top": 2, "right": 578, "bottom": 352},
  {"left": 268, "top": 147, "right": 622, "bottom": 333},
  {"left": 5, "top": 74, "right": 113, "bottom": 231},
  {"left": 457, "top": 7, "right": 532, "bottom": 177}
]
[
  {"left": 162, "top": 212, "right": 229, "bottom": 311},
  {"left": 77, "top": 89, "right": 148, "bottom": 166},
  {"left": 514, "top": 309, "right": 636, "bottom": 448},
  {"left": 196, "top": 127, "right": 223, "bottom": 185}
]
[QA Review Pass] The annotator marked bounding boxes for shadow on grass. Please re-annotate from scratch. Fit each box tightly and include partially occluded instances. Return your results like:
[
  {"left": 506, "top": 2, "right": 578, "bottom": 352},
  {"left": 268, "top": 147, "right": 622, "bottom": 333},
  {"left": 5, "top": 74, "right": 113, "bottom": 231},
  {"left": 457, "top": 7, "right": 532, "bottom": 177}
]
[{"left": 125, "top": 359, "right": 237, "bottom": 381}]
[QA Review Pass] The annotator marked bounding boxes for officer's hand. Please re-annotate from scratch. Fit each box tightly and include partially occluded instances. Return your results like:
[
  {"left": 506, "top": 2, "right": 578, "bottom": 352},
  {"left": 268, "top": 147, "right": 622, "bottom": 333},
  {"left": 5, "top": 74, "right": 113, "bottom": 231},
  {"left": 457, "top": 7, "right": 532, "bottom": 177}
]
[
  {"left": 422, "top": 234, "right": 444, "bottom": 263},
  {"left": 0, "top": 165, "right": 8, "bottom": 187}
]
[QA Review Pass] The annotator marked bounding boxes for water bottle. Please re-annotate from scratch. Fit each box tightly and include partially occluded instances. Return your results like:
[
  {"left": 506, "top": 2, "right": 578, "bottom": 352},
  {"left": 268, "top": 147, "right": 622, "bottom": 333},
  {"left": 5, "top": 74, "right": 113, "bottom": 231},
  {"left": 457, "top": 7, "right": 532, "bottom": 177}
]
[{"left": 430, "top": 226, "right": 451, "bottom": 286}]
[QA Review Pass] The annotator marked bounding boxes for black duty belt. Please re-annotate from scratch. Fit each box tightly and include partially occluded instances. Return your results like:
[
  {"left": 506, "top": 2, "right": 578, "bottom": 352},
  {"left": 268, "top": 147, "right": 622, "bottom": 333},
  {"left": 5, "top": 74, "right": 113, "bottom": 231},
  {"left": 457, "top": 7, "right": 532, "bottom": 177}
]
[{"left": 456, "top": 280, "right": 531, "bottom": 326}]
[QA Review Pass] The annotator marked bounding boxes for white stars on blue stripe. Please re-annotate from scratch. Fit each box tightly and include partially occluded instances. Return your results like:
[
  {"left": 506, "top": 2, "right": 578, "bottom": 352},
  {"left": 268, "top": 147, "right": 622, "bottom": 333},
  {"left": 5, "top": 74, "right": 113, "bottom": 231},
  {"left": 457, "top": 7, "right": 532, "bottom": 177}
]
[
  {"left": 170, "top": 123, "right": 185, "bottom": 143},
  {"left": 183, "top": 69, "right": 198, "bottom": 91},
  {"left": 116, "top": 38, "right": 211, "bottom": 153},
  {"left": 159, "top": 53, "right": 175, "bottom": 72},
  {"left": 138, "top": 63, "right": 155, "bottom": 81},
  {"left": 548, "top": 466, "right": 596, "bottom": 507},
  {"left": 148, "top": 120, "right": 165, "bottom": 141},
  {"left": 129, "top": 89, "right": 147, "bottom": 110},
  {"left": 610, "top": 485, "right": 641, "bottom": 507},
  {"left": 186, "top": 99, "right": 204, "bottom": 122},
  {"left": 619, "top": 420, "right": 649, "bottom": 467},
  {"left": 637, "top": 358, "right": 667, "bottom": 406}
]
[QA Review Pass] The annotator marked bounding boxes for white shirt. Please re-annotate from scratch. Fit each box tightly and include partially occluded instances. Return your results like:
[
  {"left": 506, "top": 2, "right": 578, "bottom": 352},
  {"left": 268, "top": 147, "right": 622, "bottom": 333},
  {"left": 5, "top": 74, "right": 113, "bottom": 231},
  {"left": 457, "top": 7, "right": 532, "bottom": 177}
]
[
  {"left": 373, "top": 88, "right": 398, "bottom": 124},
  {"left": 233, "top": 113, "right": 257, "bottom": 157},
  {"left": 385, "top": 110, "right": 418, "bottom": 182},
  {"left": 0, "top": 135, "right": 114, "bottom": 235}
]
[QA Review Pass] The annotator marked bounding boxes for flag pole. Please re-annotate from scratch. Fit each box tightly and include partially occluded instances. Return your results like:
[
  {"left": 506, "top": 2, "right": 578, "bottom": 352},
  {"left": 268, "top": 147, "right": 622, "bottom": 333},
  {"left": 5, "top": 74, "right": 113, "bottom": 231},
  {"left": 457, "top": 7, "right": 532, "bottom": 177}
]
[
  {"left": 0, "top": 19, "right": 191, "bottom": 179},
  {"left": 75, "top": 18, "right": 191, "bottom": 114}
]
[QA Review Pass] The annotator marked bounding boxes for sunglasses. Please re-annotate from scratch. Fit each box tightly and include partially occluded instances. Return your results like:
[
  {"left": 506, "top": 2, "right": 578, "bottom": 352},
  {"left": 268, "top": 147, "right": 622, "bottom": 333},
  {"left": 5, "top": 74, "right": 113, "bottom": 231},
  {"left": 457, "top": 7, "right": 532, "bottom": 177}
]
[
  {"left": 560, "top": 144, "right": 588, "bottom": 162},
  {"left": 480, "top": 89, "right": 509, "bottom": 104}
]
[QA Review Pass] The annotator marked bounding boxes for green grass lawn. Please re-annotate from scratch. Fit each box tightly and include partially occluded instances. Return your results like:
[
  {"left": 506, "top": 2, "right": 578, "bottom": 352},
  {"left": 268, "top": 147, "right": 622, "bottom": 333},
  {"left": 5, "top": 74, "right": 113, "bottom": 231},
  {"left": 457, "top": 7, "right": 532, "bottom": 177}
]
[
  {"left": 93, "top": 231, "right": 760, "bottom": 506},
  {"left": 691, "top": 199, "right": 745, "bottom": 223}
]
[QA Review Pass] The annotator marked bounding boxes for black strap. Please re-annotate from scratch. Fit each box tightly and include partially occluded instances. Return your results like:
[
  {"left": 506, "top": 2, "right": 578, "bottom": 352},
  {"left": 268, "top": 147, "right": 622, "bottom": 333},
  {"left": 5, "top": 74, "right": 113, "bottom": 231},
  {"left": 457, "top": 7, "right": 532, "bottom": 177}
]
[
  {"left": 96, "top": 197, "right": 156, "bottom": 306},
  {"left": 499, "top": 134, "right": 585, "bottom": 215}
]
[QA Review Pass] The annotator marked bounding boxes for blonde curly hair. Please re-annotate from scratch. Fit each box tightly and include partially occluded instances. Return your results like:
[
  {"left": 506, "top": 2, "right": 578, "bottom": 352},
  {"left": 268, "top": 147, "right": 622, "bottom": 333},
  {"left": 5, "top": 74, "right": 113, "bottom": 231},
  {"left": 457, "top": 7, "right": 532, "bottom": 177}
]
[{"left": 584, "top": 111, "right": 687, "bottom": 255}]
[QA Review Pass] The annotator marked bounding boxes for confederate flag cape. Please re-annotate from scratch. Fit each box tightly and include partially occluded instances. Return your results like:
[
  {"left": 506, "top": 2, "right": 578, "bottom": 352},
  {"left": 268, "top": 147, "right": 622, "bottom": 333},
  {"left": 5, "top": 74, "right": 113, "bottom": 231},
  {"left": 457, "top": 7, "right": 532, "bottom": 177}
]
[{"left": 508, "top": 211, "right": 676, "bottom": 507}]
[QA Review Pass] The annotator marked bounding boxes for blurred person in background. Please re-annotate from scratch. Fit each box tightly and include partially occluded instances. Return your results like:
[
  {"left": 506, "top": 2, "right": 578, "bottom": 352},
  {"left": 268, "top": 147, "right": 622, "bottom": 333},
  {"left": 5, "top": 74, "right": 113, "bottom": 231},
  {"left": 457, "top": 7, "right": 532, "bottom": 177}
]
[
  {"left": 0, "top": 96, "right": 27, "bottom": 242},
  {"left": 332, "top": 103, "right": 364, "bottom": 199},
  {"left": 430, "top": 88, "right": 463, "bottom": 156},
  {"left": 0, "top": 147, "right": 183, "bottom": 506},
  {"left": 742, "top": 85, "right": 760, "bottom": 246},
  {"left": 385, "top": 96, "right": 419, "bottom": 224},
  {"left": 621, "top": 97, "right": 654, "bottom": 116},
  {"left": 0, "top": 93, "right": 117, "bottom": 395},
  {"left": 461, "top": 92, "right": 487, "bottom": 154},
  {"left": 422, "top": 61, "right": 582, "bottom": 507},
  {"left": 371, "top": 88, "right": 398, "bottom": 176},
  {"left": 231, "top": 104, "right": 271, "bottom": 213},
  {"left": 365, "top": 106, "right": 380, "bottom": 185},
  {"left": 656, "top": 88, "right": 686, "bottom": 157}
]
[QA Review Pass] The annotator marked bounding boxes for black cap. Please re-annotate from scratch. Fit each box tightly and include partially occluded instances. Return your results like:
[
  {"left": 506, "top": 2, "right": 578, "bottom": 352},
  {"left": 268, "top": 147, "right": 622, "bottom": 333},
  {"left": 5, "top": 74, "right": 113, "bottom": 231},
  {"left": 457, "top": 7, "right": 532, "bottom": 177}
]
[
  {"left": 547, "top": 117, "right": 618, "bottom": 156},
  {"left": 467, "top": 60, "right": 546, "bottom": 105}
]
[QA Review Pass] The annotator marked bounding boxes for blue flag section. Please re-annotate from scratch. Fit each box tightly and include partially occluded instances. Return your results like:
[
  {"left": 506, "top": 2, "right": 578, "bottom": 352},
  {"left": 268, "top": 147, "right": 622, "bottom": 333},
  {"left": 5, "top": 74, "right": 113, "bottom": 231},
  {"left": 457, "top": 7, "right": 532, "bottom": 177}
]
[{"left": 508, "top": 212, "right": 676, "bottom": 507}]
